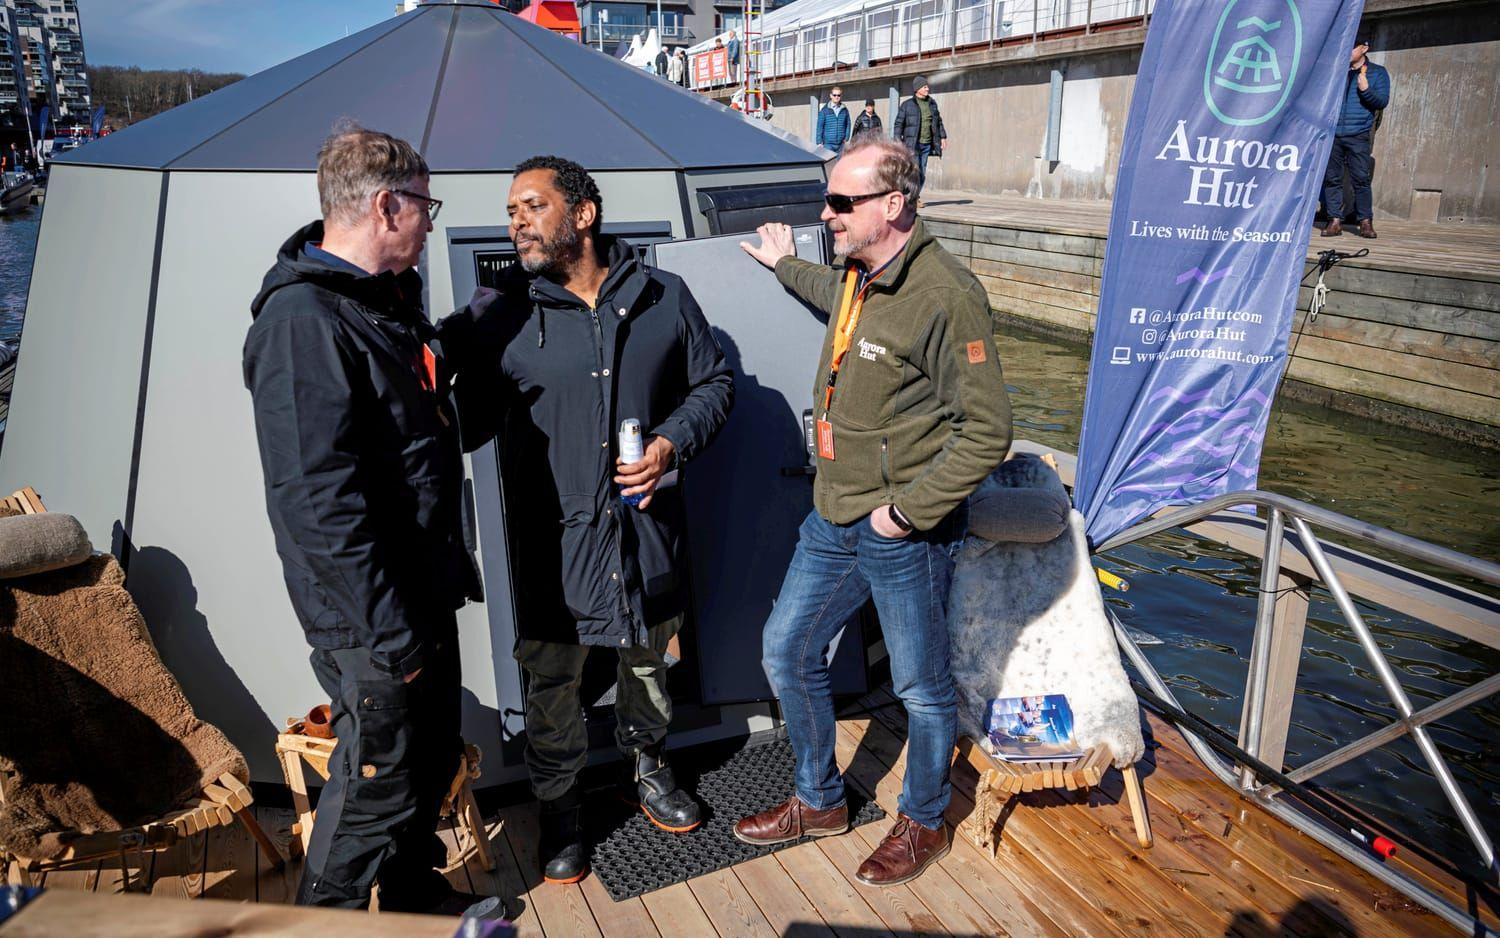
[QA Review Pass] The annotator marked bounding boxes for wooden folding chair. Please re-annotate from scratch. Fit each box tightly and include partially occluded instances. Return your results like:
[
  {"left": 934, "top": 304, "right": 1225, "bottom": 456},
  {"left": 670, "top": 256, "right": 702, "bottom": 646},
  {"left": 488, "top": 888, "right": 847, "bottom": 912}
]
[
  {"left": 958, "top": 736, "right": 1152, "bottom": 855},
  {"left": 275, "top": 726, "right": 495, "bottom": 873},
  {"left": 1, "top": 771, "right": 284, "bottom": 892}
]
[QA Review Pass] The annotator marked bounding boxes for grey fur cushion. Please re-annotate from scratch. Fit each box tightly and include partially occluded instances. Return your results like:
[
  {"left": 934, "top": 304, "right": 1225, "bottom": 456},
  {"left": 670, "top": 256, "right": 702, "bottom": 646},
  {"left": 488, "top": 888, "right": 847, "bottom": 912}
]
[
  {"left": 968, "top": 455, "right": 1072, "bottom": 543},
  {"left": 0, "top": 513, "right": 93, "bottom": 579}
]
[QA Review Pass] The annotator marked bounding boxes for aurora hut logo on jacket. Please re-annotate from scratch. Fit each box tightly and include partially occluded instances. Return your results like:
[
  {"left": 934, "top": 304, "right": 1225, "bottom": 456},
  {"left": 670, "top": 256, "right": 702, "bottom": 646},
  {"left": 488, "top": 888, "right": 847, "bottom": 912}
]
[
  {"left": 1203, "top": 0, "right": 1303, "bottom": 127},
  {"left": 857, "top": 337, "right": 887, "bottom": 361}
]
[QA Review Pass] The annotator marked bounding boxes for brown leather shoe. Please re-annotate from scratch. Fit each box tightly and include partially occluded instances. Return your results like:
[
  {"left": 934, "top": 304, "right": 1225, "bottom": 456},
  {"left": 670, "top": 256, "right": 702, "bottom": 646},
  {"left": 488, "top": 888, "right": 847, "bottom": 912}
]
[
  {"left": 1321, "top": 218, "right": 1343, "bottom": 237},
  {"left": 855, "top": 815, "right": 951, "bottom": 887},
  {"left": 1357, "top": 218, "right": 1377, "bottom": 239},
  {"left": 734, "top": 796, "right": 848, "bottom": 846}
]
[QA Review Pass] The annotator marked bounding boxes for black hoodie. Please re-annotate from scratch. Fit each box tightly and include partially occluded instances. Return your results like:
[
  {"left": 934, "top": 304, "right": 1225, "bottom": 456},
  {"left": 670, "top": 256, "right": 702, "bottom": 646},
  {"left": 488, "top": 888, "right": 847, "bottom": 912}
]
[
  {"left": 243, "top": 221, "right": 480, "bottom": 677},
  {"left": 437, "top": 236, "right": 733, "bottom": 647}
]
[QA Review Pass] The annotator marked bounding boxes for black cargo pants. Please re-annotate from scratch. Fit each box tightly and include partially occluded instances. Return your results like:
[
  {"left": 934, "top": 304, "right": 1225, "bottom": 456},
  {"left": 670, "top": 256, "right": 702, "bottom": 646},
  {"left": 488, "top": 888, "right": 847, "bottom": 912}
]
[{"left": 295, "top": 616, "right": 462, "bottom": 910}]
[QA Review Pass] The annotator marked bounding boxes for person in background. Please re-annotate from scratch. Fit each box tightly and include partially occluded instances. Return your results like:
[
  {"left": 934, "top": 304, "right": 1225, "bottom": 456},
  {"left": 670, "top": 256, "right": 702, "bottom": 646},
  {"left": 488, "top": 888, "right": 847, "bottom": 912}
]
[
  {"left": 726, "top": 29, "right": 742, "bottom": 82},
  {"left": 438, "top": 156, "right": 733, "bottom": 887},
  {"left": 734, "top": 138, "right": 1011, "bottom": 887},
  {"left": 892, "top": 75, "right": 948, "bottom": 203},
  {"left": 669, "top": 47, "right": 687, "bottom": 87},
  {"left": 1321, "top": 36, "right": 1389, "bottom": 239},
  {"left": 654, "top": 45, "right": 670, "bottom": 78},
  {"left": 243, "top": 122, "right": 493, "bottom": 918},
  {"left": 852, "top": 98, "right": 883, "bottom": 141},
  {"left": 815, "top": 86, "right": 852, "bottom": 156}
]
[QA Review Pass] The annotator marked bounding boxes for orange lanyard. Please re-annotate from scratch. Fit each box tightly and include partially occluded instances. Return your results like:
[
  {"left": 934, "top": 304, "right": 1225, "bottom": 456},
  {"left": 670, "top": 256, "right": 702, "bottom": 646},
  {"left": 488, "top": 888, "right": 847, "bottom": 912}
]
[{"left": 822, "top": 261, "right": 889, "bottom": 411}]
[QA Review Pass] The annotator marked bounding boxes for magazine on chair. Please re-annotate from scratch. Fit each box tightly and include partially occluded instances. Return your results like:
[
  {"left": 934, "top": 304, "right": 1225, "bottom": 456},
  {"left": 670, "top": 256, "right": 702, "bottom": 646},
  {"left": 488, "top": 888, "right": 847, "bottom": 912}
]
[{"left": 982, "top": 694, "right": 1084, "bottom": 763}]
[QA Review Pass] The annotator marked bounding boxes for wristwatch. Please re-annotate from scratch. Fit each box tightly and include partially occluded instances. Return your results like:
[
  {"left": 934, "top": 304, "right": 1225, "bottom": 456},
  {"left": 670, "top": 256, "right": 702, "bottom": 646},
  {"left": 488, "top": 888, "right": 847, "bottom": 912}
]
[{"left": 888, "top": 504, "right": 914, "bottom": 533}]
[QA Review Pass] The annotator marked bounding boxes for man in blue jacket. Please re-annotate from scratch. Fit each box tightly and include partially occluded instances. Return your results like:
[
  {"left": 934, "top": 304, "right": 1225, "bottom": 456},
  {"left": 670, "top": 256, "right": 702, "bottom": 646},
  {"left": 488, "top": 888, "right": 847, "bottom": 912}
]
[
  {"left": 439, "top": 156, "right": 734, "bottom": 886},
  {"left": 815, "top": 87, "right": 852, "bottom": 155},
  {"left": 1321, "top": 37, "right": 1390, "bottom": 239}
]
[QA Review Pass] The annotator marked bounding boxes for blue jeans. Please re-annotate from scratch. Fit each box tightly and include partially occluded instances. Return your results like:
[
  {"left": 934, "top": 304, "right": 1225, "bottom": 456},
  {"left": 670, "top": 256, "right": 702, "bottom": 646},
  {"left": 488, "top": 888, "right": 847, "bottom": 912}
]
[
  {"left": 915, "top": 142, "right": 934, "bottom": 194},
  {"left": 762, "top": 506, "right": 967, "bottom": 830}
]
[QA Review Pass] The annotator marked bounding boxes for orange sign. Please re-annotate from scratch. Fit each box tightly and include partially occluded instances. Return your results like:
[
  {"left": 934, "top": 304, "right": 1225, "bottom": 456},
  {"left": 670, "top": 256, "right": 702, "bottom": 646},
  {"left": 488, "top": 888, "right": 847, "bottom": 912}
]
[{"left": 692, "top": 47, "right": 730, "bottom": 86}]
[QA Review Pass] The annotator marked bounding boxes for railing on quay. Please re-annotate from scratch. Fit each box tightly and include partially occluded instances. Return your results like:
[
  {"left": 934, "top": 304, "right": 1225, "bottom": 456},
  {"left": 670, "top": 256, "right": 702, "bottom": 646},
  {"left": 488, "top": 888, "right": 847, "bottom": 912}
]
[
  {"left": 1011, "top": 440, "right": 1500, "bottom": 934},
  {"left": 692, "top": 0, "right": 1153, "bottom": 91}
]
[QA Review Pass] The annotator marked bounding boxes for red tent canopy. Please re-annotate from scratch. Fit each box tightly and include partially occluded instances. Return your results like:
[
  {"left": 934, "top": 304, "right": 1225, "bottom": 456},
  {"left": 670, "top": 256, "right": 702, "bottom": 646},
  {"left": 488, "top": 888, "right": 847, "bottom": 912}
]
[{"left": 515, "top": 0, "right": 581, "bottom": 36}]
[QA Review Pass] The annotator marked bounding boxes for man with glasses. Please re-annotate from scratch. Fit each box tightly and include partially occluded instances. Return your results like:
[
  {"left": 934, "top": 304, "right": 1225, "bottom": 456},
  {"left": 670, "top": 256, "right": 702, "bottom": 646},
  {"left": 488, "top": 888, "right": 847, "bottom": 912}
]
[
  {"left": 244, "top": 122, "right": 493, "bottom": 917},
  {"left": 735, "top": 138, "right": 1011, "bottom": 887},
  {"left": 815, "top": 86, "right": 852, "bottom": 157}
]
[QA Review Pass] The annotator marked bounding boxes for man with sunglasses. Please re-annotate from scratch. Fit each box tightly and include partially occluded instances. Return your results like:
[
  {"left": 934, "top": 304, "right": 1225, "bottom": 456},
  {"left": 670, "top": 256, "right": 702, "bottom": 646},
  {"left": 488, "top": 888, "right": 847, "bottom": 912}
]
[
  {"left": 244, "top": 123, "right": 492, "bottom": 916},
  {"left": 735, "top": 138, "right": 1011, "bottom": 887},
  {"left": 815, "top": 87, "right": 852, "bottom": 156}
]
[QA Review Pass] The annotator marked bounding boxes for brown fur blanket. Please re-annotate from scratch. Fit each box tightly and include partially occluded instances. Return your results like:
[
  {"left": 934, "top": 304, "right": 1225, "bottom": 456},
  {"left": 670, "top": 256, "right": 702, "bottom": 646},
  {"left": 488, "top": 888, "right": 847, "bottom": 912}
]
[{"left": 0, "top": 554, "right": 248, "bottom": 860}]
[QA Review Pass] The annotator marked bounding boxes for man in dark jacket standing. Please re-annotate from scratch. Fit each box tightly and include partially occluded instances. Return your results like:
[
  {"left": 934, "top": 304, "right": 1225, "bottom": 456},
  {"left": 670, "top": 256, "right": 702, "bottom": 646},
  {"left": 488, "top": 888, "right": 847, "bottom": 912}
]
[
  {"left": 891, "top": 75, "right": 948, "bottom": 200},
  {"left": 734, "top": 138, "right": 1010, "bottom": 887},
  {"left": 243, "top": 124, "right": 490, "bottom": 916},
  {"left": 439, "top": 156, "right": 733, "bottom": 885},
  {"left": 852, "top": 98, "right": 883, "bottom": 141},
  {"left": 1321, "top": 37, "right": 1390, "bottom": 239},
  {"left": 815, "top": 87, "right": 852, "bottom": 156}
]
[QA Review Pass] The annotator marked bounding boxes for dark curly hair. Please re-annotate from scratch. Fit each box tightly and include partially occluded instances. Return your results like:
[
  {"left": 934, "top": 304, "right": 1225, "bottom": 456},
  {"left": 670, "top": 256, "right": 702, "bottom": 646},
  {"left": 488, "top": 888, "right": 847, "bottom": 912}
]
[{"left": 515, "top": 155, "right": 603, "bottom": 237}]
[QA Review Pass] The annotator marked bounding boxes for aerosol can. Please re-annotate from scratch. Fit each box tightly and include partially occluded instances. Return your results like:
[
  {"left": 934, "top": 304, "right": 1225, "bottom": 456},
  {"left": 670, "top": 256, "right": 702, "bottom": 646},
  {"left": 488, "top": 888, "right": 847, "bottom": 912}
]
[{"left": 619, "top": 418, "right": 646, "bottom": 508}]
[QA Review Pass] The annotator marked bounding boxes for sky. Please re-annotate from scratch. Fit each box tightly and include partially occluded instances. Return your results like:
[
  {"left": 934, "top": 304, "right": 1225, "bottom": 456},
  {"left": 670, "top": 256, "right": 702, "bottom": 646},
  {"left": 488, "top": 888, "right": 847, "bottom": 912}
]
[{"left": 80, "top": 0, "right": 399, "bottom": 75}]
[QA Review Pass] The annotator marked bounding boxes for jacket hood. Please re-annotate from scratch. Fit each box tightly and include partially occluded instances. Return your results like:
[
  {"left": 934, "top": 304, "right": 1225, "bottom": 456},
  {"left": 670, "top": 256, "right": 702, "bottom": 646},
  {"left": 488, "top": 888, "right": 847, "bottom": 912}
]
[
  {"left": 526, "top": 234, "right": 647, "bottom": 311},
  {"left": 250, "top": 220, "right": 425, "bottom": 321}
]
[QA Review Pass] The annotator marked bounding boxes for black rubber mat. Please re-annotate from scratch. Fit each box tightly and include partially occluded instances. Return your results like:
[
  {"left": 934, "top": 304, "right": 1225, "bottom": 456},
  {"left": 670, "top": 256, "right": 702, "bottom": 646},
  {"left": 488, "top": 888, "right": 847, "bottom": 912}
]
[{"left": 586, "top": 736, "right": 886, "bottom": 901}]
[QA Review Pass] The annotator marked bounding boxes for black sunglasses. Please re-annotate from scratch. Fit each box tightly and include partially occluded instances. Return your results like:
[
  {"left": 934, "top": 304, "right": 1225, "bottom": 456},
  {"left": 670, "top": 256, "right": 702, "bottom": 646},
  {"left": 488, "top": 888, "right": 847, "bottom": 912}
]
[
  {"left": 824, "top": 190, "right": 893, "bottom": 213},
  {"left": 393, "top": 188, "right": 443, "bottom": 221}
]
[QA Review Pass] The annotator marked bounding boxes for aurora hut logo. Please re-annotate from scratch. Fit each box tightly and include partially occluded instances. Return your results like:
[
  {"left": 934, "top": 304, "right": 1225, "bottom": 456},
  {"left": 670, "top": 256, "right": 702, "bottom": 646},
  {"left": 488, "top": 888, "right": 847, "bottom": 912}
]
[{"left": 1203, "top": 0, "right": 1303, "bottom": 127}]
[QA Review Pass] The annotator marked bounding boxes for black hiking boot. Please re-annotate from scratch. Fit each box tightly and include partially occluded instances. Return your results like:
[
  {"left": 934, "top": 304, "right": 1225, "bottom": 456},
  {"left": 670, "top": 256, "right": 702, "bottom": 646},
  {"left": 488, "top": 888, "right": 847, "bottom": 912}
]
[
  {"left": 630, "top": 744, "right": 702, "bottom": 833},
  {"left": 539, "top": 786, "right": 588, "bottom": 884}
]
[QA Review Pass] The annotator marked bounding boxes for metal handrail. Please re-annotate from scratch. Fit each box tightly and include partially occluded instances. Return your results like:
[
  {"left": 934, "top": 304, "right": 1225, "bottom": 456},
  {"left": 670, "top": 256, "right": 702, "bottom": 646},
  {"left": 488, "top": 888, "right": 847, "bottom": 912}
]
[{"left": 1100, "top": 489, "right": 1499, "bottom": 932}]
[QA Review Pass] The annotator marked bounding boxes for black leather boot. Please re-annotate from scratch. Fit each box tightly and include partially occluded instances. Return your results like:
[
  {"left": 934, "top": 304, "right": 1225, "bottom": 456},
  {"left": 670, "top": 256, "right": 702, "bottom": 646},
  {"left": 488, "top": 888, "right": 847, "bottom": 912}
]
[
  {"left": 538, "top": 786, "right": 588, "bottom": 884},
  {"left": 632, "top": 744, "right": 702, "bottom": 833}
]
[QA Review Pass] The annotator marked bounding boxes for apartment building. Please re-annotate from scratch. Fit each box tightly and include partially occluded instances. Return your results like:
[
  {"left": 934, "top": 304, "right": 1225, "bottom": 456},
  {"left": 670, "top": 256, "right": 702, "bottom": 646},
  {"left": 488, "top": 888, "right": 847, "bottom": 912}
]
[{"left": 1, "top": 0, "right": 89, "bottom": 130}]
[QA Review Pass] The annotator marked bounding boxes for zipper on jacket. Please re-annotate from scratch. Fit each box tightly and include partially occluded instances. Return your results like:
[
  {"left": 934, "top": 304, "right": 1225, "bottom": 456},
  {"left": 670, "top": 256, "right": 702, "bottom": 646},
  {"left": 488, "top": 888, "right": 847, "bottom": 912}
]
[{"left": 880, "top": 436, "right": 891, "bottom": 489}]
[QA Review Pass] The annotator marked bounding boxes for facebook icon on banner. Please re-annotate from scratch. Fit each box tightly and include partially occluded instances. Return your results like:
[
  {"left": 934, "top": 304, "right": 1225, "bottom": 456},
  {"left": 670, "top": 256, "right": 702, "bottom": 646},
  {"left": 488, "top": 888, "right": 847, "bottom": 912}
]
[{"left": 1073, "top": 0, "right": 1364, "bottom": 546}]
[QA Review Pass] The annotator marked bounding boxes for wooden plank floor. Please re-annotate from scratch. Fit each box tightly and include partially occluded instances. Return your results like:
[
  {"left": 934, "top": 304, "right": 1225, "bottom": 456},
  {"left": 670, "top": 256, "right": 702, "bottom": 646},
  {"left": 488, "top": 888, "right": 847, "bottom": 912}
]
[
  {"left": 19, "top": 690, "right": 1475, "bottom": 936},
  {"left": 919, "top": 190, "right": 1500, "bottom": 281}
]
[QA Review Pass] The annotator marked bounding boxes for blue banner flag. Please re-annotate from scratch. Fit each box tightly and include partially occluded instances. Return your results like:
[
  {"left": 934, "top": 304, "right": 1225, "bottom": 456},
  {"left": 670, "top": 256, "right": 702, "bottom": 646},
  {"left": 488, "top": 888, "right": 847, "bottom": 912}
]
[
  {"left": 90, "top": 105, "right": 106, "bottom": 136},
  {"left": 1074, "top": 0, "right": 1363, "bottom": 545}
]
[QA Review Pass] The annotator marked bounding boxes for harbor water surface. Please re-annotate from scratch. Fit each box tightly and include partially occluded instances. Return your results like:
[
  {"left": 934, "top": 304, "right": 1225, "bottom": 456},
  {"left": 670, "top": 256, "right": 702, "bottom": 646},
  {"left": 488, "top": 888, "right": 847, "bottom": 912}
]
[{"left": 1, "top": 215, "right": 1496, "bottom": 874}]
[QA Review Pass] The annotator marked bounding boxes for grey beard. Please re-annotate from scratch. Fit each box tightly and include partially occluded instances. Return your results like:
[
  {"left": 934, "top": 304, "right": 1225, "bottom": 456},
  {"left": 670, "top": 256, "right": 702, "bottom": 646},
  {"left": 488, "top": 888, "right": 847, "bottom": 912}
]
[
  {"left": 520, "top": 225, "right": 583, "bottom": 275},
  {"left": 834, "top": 227, "right": 881, "bottom": 259}
]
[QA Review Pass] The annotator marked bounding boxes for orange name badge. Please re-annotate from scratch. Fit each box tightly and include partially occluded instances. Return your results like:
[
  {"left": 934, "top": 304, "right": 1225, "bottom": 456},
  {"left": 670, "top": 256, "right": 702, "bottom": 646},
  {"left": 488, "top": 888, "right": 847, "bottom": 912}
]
[
  {"left": 966, "top": 340, "right": 988, "bottom": 364},
  {"left": 816, "top": 418, "right": 836, "bottom": 461}
]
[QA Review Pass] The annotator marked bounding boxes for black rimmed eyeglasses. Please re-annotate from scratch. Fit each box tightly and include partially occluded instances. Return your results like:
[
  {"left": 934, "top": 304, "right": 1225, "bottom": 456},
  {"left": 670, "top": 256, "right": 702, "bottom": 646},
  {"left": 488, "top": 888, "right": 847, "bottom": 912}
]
[
  {"left": 392, "top": 188, "right": 443, "bottom": 221},
  {"left": 824, "top": 190, "right": 893, "bottom": 214}
]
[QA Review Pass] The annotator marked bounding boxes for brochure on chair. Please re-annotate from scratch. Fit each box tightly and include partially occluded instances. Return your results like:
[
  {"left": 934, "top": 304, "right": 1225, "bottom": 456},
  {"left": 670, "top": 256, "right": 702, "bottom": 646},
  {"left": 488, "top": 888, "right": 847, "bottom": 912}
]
[{"left": 982, "top": 694, "right": 1084, "bottom": 763}]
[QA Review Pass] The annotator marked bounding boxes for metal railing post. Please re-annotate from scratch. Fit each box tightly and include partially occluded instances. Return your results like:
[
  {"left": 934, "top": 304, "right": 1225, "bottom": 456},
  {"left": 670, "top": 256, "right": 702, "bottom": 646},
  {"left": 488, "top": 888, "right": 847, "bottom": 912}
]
[
  {"left": 1238, "top": 507, "right": 1285, "bottom": 790},
  {"left": 1290, "top": 516, "right": 1498, "bottom": 878},
  {"left": 1086, "top": 0, "right": 1093, "bottom": 32}
]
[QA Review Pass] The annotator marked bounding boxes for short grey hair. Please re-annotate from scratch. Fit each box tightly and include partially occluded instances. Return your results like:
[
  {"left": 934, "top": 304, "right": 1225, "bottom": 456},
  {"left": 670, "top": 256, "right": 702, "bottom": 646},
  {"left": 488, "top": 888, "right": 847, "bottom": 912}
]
[
  {"left": 842, "top": 137, "right": 920, "bottom": 214},
  {"left": 316, "top": 119, "right": 430, "bottom": 226}
]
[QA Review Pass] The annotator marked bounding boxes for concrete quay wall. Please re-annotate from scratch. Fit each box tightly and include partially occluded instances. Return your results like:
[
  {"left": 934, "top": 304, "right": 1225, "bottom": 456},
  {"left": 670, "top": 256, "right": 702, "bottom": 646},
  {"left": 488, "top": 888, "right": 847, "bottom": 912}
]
[
  {"left": 919, "top": 212, "right": 1500, "bottom": 447},
  {"left": 747, "top": 0, "right": 1500, "bottom": 223}
]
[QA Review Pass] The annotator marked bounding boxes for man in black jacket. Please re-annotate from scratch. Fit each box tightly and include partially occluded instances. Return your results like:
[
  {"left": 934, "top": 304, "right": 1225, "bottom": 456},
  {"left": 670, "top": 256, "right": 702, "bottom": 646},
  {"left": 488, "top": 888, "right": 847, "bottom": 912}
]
[
  {"left": 243, "top": 124, "right": 490, "bottom": 916},
  {"left": 891, "top": 75, "right": 948, "bottom": 200},
  {"left": 439, "top": 156, "right": 733, "bottom": 885}
]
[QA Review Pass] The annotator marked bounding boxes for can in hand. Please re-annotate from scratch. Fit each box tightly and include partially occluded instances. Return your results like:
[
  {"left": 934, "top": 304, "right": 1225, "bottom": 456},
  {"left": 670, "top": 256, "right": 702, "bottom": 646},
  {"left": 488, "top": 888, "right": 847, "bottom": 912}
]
[{"left": 619, "top": 418, "right": 646, "bottom": 508}]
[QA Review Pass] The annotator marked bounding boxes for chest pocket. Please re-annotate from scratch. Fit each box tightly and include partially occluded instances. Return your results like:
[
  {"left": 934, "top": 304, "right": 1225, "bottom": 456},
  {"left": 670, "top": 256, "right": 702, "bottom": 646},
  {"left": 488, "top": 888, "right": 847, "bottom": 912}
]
[{"left": 832, "top": 327, "right": 903, "bottom": 430}]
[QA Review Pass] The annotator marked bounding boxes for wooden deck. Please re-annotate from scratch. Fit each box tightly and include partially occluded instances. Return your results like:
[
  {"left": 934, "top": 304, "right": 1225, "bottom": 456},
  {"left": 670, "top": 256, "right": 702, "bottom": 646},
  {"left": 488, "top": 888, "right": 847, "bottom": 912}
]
[{"left": 10, "top": 688, "right": 1480, "bottom": 936}]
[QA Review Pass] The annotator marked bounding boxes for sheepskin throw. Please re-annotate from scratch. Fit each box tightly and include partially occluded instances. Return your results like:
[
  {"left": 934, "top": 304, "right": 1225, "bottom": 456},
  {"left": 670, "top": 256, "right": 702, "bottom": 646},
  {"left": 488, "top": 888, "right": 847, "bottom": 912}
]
[
  {"left": 948, "top": 455, "right": 1145, "bottom": 767},
  {"left": 0, "top": 554, "right": 248, "bottom": 861}
]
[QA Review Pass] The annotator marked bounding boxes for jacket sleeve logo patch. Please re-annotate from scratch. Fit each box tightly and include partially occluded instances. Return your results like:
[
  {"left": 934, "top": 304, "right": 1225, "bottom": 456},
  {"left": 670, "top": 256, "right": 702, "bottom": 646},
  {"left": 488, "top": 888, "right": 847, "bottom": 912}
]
[{"left": 966, "top": 340, "right": 988, "bottom": 364}]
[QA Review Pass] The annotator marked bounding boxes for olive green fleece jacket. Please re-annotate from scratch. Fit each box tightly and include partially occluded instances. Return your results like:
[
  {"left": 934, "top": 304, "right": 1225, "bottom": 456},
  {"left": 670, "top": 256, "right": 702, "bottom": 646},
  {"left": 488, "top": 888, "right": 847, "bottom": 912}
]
[{"left": 775, "top": 218, "right": 1012, "bottom": 530}]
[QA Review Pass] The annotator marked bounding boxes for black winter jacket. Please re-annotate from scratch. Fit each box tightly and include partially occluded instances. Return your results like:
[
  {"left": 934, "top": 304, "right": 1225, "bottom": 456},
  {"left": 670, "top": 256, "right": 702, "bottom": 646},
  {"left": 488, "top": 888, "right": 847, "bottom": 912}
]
[
  {"left": 852, "top": 111, "right": 883, "bottom": 140},
  {"left": 244, "top": 222, "right": 481, "bottom": 678},
  {"left": 439, "top": 237, "right": 733, "bottom": 648},
  {"left": 892, "top": 95, "right": 946, "bottom": 156}
]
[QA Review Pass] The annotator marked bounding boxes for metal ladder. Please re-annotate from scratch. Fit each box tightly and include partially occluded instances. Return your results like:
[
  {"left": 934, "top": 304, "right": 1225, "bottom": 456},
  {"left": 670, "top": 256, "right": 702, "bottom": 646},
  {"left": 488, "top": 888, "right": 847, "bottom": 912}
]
[{"left": 739, "top": 0, "right": 769, "bottom": 116}]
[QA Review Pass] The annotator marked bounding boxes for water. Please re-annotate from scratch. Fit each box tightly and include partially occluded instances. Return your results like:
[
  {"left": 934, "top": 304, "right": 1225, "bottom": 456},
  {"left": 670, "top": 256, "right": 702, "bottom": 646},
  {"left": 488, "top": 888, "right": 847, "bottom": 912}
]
[
  {"left": 0, "top": 208, "right": 38, "bottom": 371},
  {"left": 1000, "top": 326, "right": 1500, "bottom": 878},
  {"left": 1, "top": 210, "right": 1495, "bottom": 879}
]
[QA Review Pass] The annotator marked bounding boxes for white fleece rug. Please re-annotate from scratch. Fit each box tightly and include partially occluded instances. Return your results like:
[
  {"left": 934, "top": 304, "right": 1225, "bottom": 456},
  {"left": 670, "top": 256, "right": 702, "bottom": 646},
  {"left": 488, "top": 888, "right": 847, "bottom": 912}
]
[{"left": 948, "top": 456, "right": 1145, "bottom": 767}]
